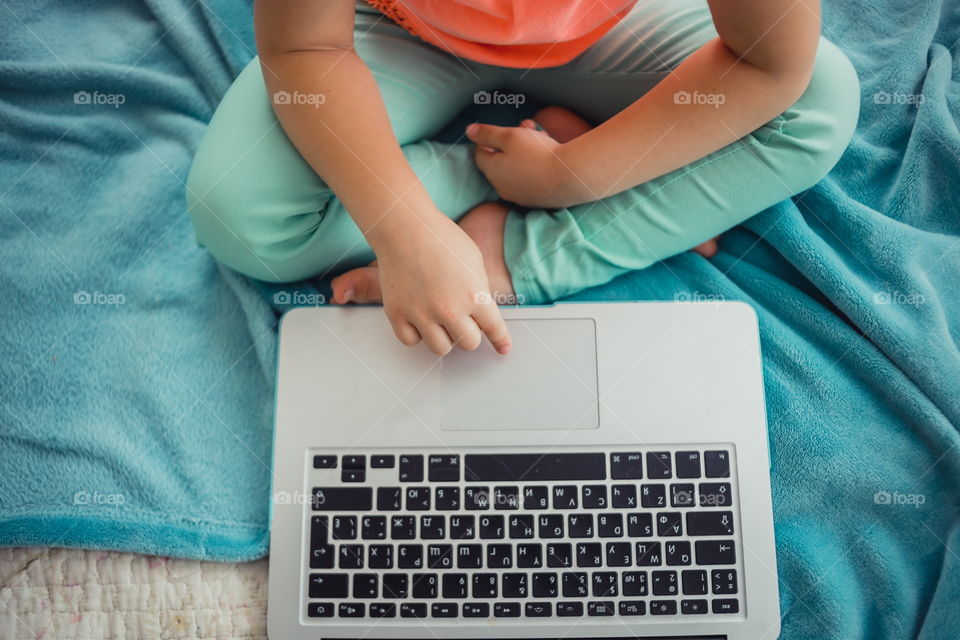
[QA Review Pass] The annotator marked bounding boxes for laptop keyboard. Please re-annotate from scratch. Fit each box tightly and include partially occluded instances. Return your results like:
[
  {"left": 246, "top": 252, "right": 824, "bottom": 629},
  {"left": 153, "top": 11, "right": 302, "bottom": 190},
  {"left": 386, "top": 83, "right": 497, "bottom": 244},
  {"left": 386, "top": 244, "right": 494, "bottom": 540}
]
[{"left": 303, "top": 447, "right": 742, "bottom": 621}]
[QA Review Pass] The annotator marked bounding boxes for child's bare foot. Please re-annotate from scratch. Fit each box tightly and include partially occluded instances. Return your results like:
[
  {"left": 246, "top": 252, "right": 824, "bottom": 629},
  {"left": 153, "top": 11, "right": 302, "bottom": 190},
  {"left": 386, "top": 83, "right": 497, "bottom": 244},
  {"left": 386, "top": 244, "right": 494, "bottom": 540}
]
[{"left": 331, "top": 204, "right": 514, "bottom": 306}]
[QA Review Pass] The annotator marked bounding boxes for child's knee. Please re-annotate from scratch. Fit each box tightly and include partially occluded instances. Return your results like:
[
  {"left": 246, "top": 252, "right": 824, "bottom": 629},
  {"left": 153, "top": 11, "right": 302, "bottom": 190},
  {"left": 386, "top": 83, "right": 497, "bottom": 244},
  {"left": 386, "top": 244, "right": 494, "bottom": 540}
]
[{"left": 760, "top": 38, "right": 860, "bottom": 192}]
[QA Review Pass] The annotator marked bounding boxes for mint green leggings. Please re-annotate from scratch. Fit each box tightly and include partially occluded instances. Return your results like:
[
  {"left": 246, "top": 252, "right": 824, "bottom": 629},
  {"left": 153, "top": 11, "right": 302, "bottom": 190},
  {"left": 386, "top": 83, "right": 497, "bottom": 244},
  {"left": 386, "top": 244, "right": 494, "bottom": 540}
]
[{"left": 187, "top": 0, "right": 859, "bottom": 304}]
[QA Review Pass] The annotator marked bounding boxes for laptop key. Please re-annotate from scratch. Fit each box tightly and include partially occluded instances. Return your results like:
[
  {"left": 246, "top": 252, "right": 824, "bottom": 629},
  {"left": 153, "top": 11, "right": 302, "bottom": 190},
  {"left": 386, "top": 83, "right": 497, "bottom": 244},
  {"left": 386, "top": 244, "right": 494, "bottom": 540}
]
[
  {"left": 427, "top": 545, "right": 453, "bottom": 569},
  {"left": 341, "top": 469, "right": 364, "bottom": 483},
  {"left": 687, "top": 511, "right": 734, "bottom": 536},
  {"left": 652, "top": 570, "right": 678, "bottom": 596},
  {"left": 313, "top": 455, "right": 336, "bottom": 469},
  {"left": 449, "top": 515, "right": 475, "bottom": 539},
  {"left": 431, "top": 602, "right": 457, "bottom": 618},
  {"left": 502, "top": 573, "right": 528, "bottom": 597},
  {"left": 646, "top": 452, "right": 672, "bottom": 479},
  {"left": 361, "top": 515, "right": 386, "bottom": 540},
  {"left": 332, "top": 516, "right": 357, "bottom": 540},
  {"left": 494, "top": 486, "right": 520, "bottom": 510},
  {"left": 465, "top": 486, "right": 490, "bottom": 510},
  {"left": 606, "top": 542, "right": 632, "bottom": 566},
  {"left": 712, "top": 568, "right": 738, "bottom": 594},
  {"left": 464, "top": 453, "right": 605, "bottom": 481},
  {"left": 698, "top": 482, "right": 731, "bottom": 507},
  {"left": 307, "top": 602, "right": 334, "bottom": 617},
  {"left": 557, "top": 601, "right": 584, "bottom": 617},
  {"left": 516, "top": 543, "right": 543, "bottom": 568},
  {"left": 406, "top": 487, "right": 431, "bottom": 511},
  {"left": 576, "top": 543, "right": 602, "bottom": 567},
  {"left": 712, "top": 598, "right": 740, "bottom": 614},
  {"left": 650, "top": 600, "right": 677, "bottom": 615},
  {"left": 562, "top": 572, "right": 588, "bottom": 597},
  {"left": 704, "top": 450, "right": 730, "bottom": 478},
  {"left": 636, "top": 542, "right": 662, "bottom": 566},
  {"left": 338, "top": 545, "right": 364, "bottom": 569},
  {"left": 399, "top": 455, "right": 424, "bottom": 482},
  {"left": 463, "top": 602, "right": 489, "bottom": 618},
  {"left": 382, "top": 573, "right": 409, "bottom": 598},
  {"left": 368, "top": 544, "right": 392, "bottom": 569},
  {"left": 622, "top": 571, "right": 648, "bottom": 596},
  {"left": 457, "top": 544, "right": 483, "bottom": 569},
  {"left": 339, "top": 602, "right": 364, "bottom": 618},
  {"left": 472, "top": 573, "right": 498, "bottom": 598},
  {"left": 309, "top": 574, "right": 347, "bottom": 598},
  {"left": 487, "top": 544, "right": 513, "bottom": 568},
  {"left": 370, "top": 603, "right": 396, "bottom": 618},
  {"left": 377, "top": 487, "right": 402, "bottom": 511},
  {"left": 582, "top": 485, "right": 607, "bottom": 509},
  {"left": 546, "top": 543, "right": 572, "bottom": 568},
  {"left": 525, "top": 602, "right": 551, "bottom": 617},
  {"left": 390, "top": 515, "right": 415, "bottom": 540},
  {"left": 671, "top": 483, "right": 696, "bottom": 508},
  {"left": 682, "top": 569, "right": 708, "bottom": 595},
  {"left": 591, "top": 572, "right": 618, "bottom": 597},
  {"left": 412, "top": 573, "right": 438, "bottom": 598},
  {"left": 612, "top": 485, "right": 637, "bottom": 509},
  {"left": 353, "top": 573, "right": 378, "bottom": 599},
  {"left": 553, "top": 485, "right": 578, "bottom": 509},
  {"left": 619, "top": 600, "right": 646, "bottom": 616},
  {"left": 568, "top": 514, "right": 594, "bottom": 538},
  {"left": 479, "top": 515, "right": 505, "bottom": 539},
  {"left": 428, "top": 454, "right": 460, "bottom": 482},
  {"left": 494, "top": 602, "right": 521, "bottom": 617},
  {"left": 310, "top": 544, "right": 334, "bottom": 569},
  {"left": 675, "top": 451, "right": 701, "bottom": 478},
  {"left": 397, "top": 545, "right": 422, "bottom": 569},
  {"left": 539, "top": 514, "right": 564, "bottom": 538},
  {"left": 657, "top": 512, "right": 683, "bottom": 536},
  {"left": 610, "top": 453, "right": 643, "bottom": 479},
  {"left": 370, "top": 455, "right": 394, "bottom": 468},
  {"left": 420, "top": 515, "right": 445, "bottom": 540},
  {"left": 679, "top": 599, "right": 707, "bottom": 615},
  {"left": 342, "top": 455, "right": 365, "bottom": 470},
  {"left": 443, "top": 573, "right": 468, "bottom": 598},
  {"left": 588, "top": 601, "right": 615, "bottom": 616},
  {"left": 598, "top": 513, "right": 623, "bottom": 538},
  {"left": 627, "top": 513, "right": 653, "bottom": 537},
  {"left": 401, "top": 602, "right": 427, "bottom": 618},
  {"left": 312, "top": 488, "right": 372, "bottom": 511},
  {"left": 435, "top": 487, "right": 460, "bottom": 511},
  {"left": 641, "top": 485, "right": 666, "bottom": 508},
  {"left": 665, "top": 541, "right": 692, "bottom": 566},
  {"left": 524, "top": 486, "right": 549, "bottom": 509},
  {"left": 532, "top": 572, "right": 558, "bottom": 597},
  {"left": 509, "top": 514, "right": 535, "bottom": 539}
]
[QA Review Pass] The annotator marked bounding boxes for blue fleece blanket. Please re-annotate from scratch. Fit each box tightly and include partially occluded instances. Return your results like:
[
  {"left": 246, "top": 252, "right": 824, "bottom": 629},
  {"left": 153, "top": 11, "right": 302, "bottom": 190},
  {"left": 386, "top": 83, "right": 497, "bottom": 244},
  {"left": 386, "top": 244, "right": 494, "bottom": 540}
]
[{"left": 1, "top": 0, "right": 958, "bottom": 638}]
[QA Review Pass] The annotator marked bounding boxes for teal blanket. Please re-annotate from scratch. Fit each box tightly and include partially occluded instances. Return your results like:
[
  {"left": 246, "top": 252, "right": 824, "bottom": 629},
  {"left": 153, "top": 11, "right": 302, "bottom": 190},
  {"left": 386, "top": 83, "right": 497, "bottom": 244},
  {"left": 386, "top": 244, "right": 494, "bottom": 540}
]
[{"left": 1, "top": 1, "right": 958, "bottom": 638}]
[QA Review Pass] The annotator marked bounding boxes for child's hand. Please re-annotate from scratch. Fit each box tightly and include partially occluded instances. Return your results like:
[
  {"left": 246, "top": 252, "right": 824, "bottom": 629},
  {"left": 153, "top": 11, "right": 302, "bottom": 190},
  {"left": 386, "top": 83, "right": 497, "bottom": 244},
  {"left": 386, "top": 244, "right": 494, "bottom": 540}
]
[
  {"left": 374, "top": 215, "right": 512, "bottom": 356},
  {"left": 467, "top": 123, "right": 576, "bottom": 209}
]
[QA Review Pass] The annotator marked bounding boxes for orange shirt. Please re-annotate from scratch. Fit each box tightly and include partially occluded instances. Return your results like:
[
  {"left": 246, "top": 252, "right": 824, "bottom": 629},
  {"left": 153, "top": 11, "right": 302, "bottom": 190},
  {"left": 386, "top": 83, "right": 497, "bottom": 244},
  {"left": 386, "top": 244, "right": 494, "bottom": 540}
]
[{"left": 366, "top": 0, "right": 639, "bottom": 68}]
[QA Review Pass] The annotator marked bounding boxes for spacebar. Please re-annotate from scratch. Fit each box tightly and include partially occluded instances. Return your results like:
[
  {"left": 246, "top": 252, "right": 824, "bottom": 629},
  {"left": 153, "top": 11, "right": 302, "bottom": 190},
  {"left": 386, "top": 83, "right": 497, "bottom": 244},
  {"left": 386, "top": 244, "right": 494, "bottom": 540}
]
[{"left": 464, "top": 453, "right": 606, "bottom": 481}]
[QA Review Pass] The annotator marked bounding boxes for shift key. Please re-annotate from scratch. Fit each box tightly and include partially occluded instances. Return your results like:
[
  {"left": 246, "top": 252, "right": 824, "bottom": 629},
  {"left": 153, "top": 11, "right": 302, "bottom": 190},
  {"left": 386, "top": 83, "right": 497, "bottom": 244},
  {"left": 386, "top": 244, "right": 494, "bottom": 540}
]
[{"left": 312, "top": 487, "right": 373, "bottom": 511}]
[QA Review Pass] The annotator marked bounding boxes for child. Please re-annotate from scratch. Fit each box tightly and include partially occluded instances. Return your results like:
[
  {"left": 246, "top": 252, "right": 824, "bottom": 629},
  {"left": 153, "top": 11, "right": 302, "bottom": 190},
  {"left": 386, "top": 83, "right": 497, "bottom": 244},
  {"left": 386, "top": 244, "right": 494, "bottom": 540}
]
[{"left": 187, "top": 0, "right": 858, "bottom": 356}]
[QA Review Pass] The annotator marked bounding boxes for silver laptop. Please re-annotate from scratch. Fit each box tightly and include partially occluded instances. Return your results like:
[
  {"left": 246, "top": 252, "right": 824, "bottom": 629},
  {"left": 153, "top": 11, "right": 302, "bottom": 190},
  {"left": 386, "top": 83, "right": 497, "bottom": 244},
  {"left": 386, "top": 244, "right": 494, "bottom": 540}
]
[{"left": 268, "top": 302, "right": 780, "bottom": 640}]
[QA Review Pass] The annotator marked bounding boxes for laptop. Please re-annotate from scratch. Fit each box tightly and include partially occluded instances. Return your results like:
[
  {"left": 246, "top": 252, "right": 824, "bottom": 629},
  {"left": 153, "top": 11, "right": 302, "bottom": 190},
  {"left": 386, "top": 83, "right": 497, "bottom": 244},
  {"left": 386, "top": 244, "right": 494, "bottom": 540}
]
[{"left": 267, "top": 302, "right": 780, "bottom": 640}]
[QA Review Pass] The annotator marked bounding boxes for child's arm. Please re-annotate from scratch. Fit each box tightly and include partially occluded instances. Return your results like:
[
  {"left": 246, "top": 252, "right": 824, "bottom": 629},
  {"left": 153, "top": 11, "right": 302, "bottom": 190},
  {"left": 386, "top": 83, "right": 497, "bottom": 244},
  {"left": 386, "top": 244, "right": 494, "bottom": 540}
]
[
  {"left": 255, "top": 0, "right": 511, "bottom": 355},
  {"left": 467, "top": 0, "right": 821, "bottom": 208}
]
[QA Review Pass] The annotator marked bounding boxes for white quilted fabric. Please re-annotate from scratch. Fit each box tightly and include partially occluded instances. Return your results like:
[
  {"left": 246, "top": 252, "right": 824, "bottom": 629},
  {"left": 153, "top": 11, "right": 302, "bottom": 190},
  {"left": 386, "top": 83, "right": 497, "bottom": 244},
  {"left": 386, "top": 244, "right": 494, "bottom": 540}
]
[{"left": 0, "top": 548, "right": 268, "bottom": 639}]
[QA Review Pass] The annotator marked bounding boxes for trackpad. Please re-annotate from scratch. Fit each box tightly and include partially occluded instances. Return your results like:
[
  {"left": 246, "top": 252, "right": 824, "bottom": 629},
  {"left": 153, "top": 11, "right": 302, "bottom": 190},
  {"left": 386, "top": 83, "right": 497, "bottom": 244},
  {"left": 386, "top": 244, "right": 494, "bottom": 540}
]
[{"left": 441, "top": 318, "right": 599, "bottom": 431}]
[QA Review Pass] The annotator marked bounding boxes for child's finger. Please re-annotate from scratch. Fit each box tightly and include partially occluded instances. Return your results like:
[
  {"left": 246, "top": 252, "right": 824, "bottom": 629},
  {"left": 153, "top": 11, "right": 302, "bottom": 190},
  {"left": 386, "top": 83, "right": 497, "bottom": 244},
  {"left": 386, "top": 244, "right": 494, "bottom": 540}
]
[
  {"left": 445, "top": 317, "right": 483, "bottom": 351},
  {"left": 419, "top": 322, "right": 455, "bottom": 356},
  {"left": 390, "top": 317, "right": 421, "bottom": 347},
  {"left": 465, "top": 122, "right": 511, "bottom": 151},
  {"left": 472, "top": 304, "right": 512, "bottom": 355}
]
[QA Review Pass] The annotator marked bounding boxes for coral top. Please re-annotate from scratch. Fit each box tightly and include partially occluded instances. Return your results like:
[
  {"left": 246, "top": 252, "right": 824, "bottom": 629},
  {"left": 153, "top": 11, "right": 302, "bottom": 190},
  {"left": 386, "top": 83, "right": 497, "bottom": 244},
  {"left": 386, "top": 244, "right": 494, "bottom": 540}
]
[{"left": 366, "top": 0, "right": 639, "bottom": 68}]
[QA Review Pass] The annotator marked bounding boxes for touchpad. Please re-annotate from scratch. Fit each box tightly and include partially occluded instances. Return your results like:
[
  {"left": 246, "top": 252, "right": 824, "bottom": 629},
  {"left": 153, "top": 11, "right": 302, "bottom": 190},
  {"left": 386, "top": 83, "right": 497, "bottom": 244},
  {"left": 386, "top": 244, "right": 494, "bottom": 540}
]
[{"left": 441, "top": 318, "right": 599, "bottom": 431}]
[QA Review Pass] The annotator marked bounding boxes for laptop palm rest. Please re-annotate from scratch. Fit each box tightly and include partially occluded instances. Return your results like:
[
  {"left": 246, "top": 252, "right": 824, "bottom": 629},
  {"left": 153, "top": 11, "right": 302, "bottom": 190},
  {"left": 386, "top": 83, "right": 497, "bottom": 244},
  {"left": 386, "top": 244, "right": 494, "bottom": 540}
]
[{"left": 440, "top": 318, "right": 599, "bottom": 431}]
